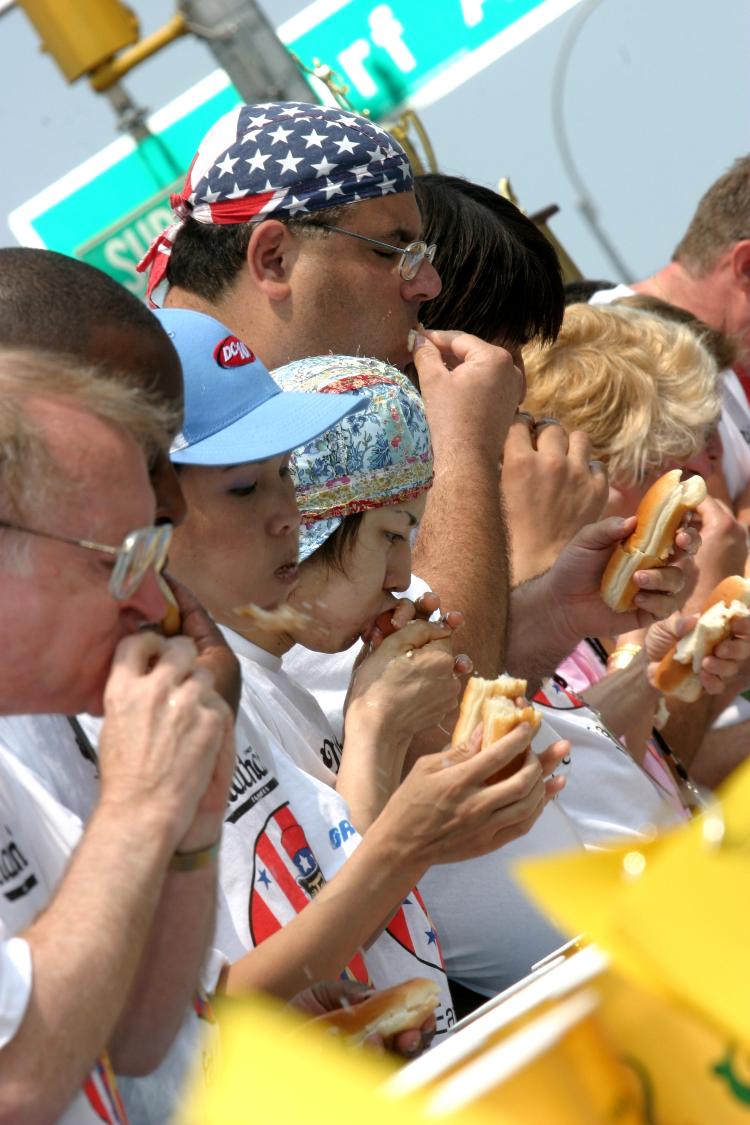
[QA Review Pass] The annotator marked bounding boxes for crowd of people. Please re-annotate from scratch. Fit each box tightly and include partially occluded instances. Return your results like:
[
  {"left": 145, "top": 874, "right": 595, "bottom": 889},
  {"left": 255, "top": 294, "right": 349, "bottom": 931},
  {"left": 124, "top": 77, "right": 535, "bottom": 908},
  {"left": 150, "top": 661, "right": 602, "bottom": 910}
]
[{"left": 2, "top": 99, "right": 750, "bottom": 1123}]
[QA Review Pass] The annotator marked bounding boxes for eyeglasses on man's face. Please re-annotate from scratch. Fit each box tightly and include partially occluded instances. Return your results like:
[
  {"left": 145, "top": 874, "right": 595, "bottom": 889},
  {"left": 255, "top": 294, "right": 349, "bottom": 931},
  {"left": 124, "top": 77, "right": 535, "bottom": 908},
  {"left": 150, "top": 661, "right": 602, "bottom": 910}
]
[
  {"left": 0, "top": 520, "right": 172, "bottom": 600},
  {"left": 301, "top": 222, "right": 437, "bottom": 281}
]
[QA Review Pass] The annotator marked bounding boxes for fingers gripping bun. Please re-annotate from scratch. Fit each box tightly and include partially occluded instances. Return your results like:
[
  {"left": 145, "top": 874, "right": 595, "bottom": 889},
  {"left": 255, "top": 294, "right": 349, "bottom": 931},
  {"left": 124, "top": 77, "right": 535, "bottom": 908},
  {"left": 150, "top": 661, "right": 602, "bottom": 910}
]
[
  {"left": 653, "top": 576, "right": 750, "bottom": 700},
  {"left": 314, "top": 979, "right": 440, "bottom": 1046},
  {"left": 601, "top": 470, "right": 707, "bottom": 612}
]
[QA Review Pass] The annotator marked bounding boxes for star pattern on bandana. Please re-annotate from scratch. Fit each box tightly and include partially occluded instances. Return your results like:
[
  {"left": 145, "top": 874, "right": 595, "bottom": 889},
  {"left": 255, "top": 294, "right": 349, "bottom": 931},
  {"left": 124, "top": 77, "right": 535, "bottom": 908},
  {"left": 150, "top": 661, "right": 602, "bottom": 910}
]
[{"left": 188, "top": 102, "right": 412, "bottom": 223}]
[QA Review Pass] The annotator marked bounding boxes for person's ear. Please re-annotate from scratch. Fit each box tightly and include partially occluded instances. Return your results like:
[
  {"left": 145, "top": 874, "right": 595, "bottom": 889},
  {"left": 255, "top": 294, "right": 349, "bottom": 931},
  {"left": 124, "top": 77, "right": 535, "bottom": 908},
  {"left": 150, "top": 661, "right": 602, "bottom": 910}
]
[
  {"left": 245, "top": 220, "right": 294, "bottom": 301},
  {"left": 730, "top": 239, "right": 750, "bottom": 294}
]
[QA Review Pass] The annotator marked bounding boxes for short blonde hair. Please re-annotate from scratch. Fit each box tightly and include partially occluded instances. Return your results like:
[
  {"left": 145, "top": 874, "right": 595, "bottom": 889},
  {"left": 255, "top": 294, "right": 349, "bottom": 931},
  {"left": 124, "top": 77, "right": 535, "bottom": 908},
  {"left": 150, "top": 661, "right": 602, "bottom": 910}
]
[
  {"left": 522, "top": 304, "right": 722, "bottom": 487},
  {"left": 0, "top": 347, "right": 175, "bottom": 528}
]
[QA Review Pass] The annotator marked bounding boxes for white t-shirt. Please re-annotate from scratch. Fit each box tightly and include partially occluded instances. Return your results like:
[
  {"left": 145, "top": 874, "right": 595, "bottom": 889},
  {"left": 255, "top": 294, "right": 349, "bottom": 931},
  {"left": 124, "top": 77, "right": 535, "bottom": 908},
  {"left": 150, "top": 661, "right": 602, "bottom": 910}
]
[
  {"left": 283, "top": 575, "right": 685, "bottom": 993},
  {"left": 0, "top": 714, "right": 99, "bottom": 824},
  {"left": 590, "top": 284, "right": 750, "bottom": 502},
  {"left": 0, "top": 747, "right": 128, "bottom": 1124},
  {"left": 215, "top": 627, "right": 456, "bottom": 1037},
  {"left": 1, "top": 713, "right": 219, "bottom": 1125},
  {"left": 532, "top": 679, "right": 683, "bottom": 843}
]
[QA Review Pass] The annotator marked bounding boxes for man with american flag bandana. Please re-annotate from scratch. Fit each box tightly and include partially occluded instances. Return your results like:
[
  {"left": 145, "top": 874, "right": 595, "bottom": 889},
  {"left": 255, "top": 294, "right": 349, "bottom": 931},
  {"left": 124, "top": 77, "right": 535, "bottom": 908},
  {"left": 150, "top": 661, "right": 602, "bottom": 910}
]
[{"left": 138, "top": 100, "right": 442, "bottom": 371}]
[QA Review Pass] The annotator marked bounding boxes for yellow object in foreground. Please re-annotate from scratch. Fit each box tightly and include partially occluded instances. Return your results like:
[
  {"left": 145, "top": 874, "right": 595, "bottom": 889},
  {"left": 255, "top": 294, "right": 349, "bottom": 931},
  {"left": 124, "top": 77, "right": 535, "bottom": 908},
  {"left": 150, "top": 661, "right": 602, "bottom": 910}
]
[
  {"left": 178, "top": 993, "right": 501, "bottom": 1125},
  {"left": 515, "top": 753, "right": 750, "bottom": 1121}
]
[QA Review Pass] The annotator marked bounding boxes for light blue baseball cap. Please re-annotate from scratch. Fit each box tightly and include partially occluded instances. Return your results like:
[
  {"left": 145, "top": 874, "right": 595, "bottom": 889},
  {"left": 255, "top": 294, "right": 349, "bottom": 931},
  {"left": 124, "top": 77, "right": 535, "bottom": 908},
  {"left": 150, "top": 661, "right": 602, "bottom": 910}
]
[{"left": 153, "top": 308, "right": 366, "bottom": 465}]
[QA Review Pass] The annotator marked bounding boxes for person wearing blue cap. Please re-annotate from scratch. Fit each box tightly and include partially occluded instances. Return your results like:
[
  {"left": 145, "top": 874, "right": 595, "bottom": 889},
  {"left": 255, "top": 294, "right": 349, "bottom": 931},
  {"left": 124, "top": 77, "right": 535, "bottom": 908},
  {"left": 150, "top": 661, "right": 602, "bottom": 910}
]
[{"left": 158, "top": 307, "right": 565, "bottom": 1046}]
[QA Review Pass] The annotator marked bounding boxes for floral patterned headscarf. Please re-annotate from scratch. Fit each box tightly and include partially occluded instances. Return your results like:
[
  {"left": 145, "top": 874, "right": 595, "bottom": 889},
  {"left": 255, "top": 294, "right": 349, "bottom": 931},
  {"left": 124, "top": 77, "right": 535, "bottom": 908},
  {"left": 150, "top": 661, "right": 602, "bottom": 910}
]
[{"left": 271, "top": 355, "right": 433, "bottom": 561}]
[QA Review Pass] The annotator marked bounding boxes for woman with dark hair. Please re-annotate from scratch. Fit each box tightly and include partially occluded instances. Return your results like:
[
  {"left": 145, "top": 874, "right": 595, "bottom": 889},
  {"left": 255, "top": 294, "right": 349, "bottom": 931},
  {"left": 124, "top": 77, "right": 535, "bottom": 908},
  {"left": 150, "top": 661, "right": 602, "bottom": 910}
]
[{"left": 415, "top": 173, "right": 565, "bottom": 356}]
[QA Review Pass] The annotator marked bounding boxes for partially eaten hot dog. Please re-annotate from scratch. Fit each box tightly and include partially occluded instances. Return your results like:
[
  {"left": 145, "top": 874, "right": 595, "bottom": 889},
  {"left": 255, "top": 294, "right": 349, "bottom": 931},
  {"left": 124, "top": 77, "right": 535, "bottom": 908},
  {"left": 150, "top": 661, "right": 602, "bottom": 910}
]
[
  {"left": 452, "top": 674, "right": 541, "bottom": 781},
  {"left": 313, "top": 978, "right": 440, "bottom": 1047},
  {"left": 601, "top": 469, "right": 707, "bottom": 613},
  {"left": 652, "top": 575, "right": 750, "bottom": 701}
]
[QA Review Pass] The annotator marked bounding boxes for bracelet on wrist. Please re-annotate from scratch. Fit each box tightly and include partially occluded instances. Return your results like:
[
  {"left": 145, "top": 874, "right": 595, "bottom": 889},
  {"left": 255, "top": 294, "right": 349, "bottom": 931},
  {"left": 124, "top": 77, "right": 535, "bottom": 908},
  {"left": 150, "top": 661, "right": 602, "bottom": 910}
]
[
  {"left": 606, "top": 643, "right": 643, "bottom": 672},
  {"left": 169, "top": 838, "right": 221, "bottom": 873}
]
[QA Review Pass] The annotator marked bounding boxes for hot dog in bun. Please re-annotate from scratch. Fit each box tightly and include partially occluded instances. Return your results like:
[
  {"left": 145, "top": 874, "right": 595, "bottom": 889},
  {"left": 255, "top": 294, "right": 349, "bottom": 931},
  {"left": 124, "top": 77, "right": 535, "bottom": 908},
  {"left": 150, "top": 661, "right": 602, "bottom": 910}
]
[
  {"left": 653, "top": 575, "right": 750, "bottom": 701},
  {"left": 313, "top": 978, "right": 440, "bottom": 1046},
  {"left": 452, "top": 674, "right": 541, "bottom": 782},
  {"left": 601, "top": 469, "right": 707, "bottom": 613}
]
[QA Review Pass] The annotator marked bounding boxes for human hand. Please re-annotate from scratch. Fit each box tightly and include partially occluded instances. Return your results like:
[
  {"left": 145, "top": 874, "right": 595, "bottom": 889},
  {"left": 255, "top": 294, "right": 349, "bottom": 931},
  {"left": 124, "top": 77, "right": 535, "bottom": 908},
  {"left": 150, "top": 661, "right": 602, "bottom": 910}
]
[
  {"left": 347, "top": 618, "right": 463, "bottom": 744},
  {"left": 293, "top": 981, "right": 436, "bottom": 1057},
  {"left": 362, "top": 594, "right": 469, "bottom": 666},
  {"left": 543, "top": 515, "right": 699, "bottom": 649},
  {"left": 680, "top": 498, "right": 748, "bottom": 613},
  {"left": 164, "top": 574, "right": 242, "bottom": 716},
  {"left": 501, "top": 415, "right": 609, "bottom": 583},
  {"left": 382, "top": 726, "right": 568, "bottom": 868},
  {"left": 411, "top": 329, "right": 524, "bottom": 464},
  {"left": 647, "top": 609, "right": 750, "bottom": 698},
  {"left": 99, "top": 633, "right": 233, "bottom": 850}
]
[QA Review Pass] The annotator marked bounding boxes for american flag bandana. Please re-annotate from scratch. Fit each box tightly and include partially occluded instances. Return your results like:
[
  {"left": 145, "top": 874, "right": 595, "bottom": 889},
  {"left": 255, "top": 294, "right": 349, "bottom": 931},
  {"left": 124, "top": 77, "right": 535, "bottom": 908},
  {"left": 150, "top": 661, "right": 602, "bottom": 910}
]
[{"left": 137, "top": 101, "right": 414, "bottom": 305}]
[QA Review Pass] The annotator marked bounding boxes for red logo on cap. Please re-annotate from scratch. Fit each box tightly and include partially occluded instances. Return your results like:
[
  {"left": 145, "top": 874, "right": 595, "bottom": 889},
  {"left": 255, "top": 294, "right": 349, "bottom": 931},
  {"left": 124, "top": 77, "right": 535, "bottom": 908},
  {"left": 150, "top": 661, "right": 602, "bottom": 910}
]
[{"left": 214, "top": 336, "right": 255, "bottom": 368}]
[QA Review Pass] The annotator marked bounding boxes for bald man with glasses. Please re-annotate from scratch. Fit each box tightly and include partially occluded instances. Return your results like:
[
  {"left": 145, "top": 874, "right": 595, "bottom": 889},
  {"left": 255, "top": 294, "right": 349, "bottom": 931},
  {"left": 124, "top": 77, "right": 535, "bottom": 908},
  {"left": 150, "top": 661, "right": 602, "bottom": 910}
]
[{"left": 0, "top": 349, "right": 234, "bottom": 1124}]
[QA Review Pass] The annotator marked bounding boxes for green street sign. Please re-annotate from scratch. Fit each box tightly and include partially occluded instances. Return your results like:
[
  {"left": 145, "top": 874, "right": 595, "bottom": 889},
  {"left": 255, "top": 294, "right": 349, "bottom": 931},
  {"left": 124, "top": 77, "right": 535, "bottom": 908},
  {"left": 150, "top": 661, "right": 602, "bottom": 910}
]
[
  {"left": 279, "top": 0, "right": 583, "bottom": 119},
  {"left": 9, "top": 0, "right": 582, "bottom": 295},
  {"left": 9, "top": 71, "right": 243, "bottom": 298},
  {"left": 76, "top": 181, "right": 181, "bottom": 295}
]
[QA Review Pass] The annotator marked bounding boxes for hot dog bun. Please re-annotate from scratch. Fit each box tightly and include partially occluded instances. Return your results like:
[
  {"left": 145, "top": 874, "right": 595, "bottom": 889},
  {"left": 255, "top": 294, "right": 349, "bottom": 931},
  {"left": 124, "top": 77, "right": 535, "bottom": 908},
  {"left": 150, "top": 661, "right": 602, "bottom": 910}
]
[
  {"left": 452, "top": 674, "right": 540, "bottom": 782},
  {"left": 481, "top": 695, "right": 541, "bottom": 746},
  {"left": 601, "top": 470, "right": 707, "bottom": 613},
  {"left": 652, "top": 575, "right": 750, "bottom": 701},
  {"left": 451, "top": 673, "right": 531, "bottom": 747},
  {"left": 314, "top": 978, "right": 440, "bottom": 1046},
  {"left": 157, "top": 574, "right": 181, "bottom": 637}
]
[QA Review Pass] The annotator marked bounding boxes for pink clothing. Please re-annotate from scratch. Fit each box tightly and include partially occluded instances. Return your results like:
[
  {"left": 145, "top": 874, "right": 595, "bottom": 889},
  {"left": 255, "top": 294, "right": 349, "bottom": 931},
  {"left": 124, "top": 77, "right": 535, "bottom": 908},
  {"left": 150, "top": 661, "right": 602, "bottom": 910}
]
[{"left": 558, "top": 641, "right": 690, "bottom": 818}]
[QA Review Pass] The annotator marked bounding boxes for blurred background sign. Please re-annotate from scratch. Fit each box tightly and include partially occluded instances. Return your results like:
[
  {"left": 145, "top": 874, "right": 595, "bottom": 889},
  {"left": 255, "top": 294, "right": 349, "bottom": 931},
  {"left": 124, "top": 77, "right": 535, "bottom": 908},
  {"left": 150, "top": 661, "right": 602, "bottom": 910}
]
[
  {"left": 8, "top": 70, "right": 241, "bottom": 295},
  {"left": 8, "top": 0, "right": 584, "bottom": 297},
  {"left": 280, "top": 0, "right": 583, "bottom": 118}
]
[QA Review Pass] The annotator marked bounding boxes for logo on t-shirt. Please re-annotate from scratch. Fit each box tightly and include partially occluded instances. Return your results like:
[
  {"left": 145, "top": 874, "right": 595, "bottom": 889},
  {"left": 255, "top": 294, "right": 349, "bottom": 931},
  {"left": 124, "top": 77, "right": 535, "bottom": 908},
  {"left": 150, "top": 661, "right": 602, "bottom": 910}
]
[
  {"left": 534, "top": 677, "right": 585, "bottom": 710},
  {"left": 249, "top": 803, "right": 369, "bottom": 982},
  {"left": 226, "top": 745, "right": 279, "bottom": 824},
  {"left": 0, "top": 825, "right": 37, "bottom": 902}
]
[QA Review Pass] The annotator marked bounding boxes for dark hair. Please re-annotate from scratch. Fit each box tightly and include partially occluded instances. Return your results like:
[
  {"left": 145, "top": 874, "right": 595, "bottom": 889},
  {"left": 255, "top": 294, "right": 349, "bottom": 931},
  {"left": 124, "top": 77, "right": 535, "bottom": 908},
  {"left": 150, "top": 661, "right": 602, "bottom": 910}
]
[
  {"left": 305, "top": 512, "right": 364, "bottom": 574},
  {"left": 0, "top": 248, "right": 167, "bottom": 351},
  {"left": 614, "top": 293, "right": 738, "bottom": 371},
  {"left": 167, "top": 206, "right": 349, "bottom": 301},
  {"left": 563, "top": 278, "right": 617, "bottom": 305},
  {"left": 415, "top": 174, "right": 564, "bottom": 348}
]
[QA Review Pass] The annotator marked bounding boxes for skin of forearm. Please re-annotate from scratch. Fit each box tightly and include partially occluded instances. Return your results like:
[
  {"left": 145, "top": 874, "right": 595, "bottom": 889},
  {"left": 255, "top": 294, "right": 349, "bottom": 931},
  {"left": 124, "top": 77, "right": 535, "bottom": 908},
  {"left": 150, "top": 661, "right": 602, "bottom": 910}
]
[
  {"left": 661, "top": 695, "right": 715, "bottom": 768},
  {"left": 401, "top": 456, "right": 510, "bottom": 771},
  {"left": 690, "top": 719, "right": 750, "bottom": 788},
  {"left": 581, "top": 654, "right": 659, "bottom": 738},
  {"left": 413, "top": 450, "right": 510, "bottom": 678},
  {"left": 504, "top": 572, "right": 580, "bottom": 691},
  {"left": 224, "top": 819, "right": 423, "bottom": 1000},
  {"left": 337, "top": 712, "right": 409, "bottom": 832},
  {"left": 107, "top": 865, "right": 217, "bottom": 1074},
  {"left": 0, "top": 800, "right": 177, "bottom": 1123}
]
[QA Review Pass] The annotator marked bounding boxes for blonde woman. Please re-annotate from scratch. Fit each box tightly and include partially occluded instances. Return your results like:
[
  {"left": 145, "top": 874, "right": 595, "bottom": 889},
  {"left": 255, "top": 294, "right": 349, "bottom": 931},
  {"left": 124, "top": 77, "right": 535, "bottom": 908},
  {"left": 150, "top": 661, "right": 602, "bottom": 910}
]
[{"left": 521, "top": 302, "right": 750, "bottom": 810}]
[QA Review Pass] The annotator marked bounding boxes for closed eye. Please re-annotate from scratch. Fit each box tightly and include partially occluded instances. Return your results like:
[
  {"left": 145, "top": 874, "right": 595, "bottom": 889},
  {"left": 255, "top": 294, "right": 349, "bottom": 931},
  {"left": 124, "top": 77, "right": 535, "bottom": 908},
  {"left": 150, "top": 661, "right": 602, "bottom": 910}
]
[{"left": 229, "top": 484, "right": 257, "bottom": 497}]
